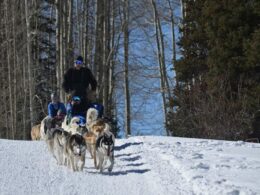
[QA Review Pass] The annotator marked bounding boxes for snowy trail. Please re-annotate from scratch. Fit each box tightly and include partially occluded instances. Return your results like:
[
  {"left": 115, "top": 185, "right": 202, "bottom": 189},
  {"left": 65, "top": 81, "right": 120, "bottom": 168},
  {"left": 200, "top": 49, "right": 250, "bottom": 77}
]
[
  {"left": 0, "top": 136, "right": 260, "bottom": 195},
  {"left": 133, "top": 137, "right": 195, "bottom": 195},
  {"left": 0, "top": 138, "right": 162, "bottom": 195}
]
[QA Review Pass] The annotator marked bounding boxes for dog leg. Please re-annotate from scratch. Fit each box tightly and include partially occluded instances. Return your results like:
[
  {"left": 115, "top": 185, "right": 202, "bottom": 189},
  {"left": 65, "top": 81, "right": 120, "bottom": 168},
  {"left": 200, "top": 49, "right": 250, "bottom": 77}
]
[
  {"left": 75, "top": 158, "right": 79, "bottom": 171},
  {"left": 68, "top": 156, "right": 74, "bottom": 171},
  {"left": 89, "top": 144, "right": 94, "bottom": 158},
  {"left": 63, "top": 153, "right": 67, "bottom": 166},
  {"left": 99, "top": 155, "right": 104, "bottom": 173},
  {"left": 67, "top": 156, "right": 71, "bottom": 168},
  {"left": 57, "top": 149, "right": 63, "bottom": 165},
  {"left": 108, "top": 153, "right": 114, "bottom": 172},
  {"left": 72, "top": 157, "right": 76, "bottom": 172},
  {"left": 96, "top": 152, "right": 101, "bottom": 170},
  {"left": 79, "top": 155, "right": 85, "bottom": 171},
  {"left": 94, "top": 145, "right": 98, "bottom": 169},
  {"left": 86, "top": 143, "right": 91, "bottom": 157},
  {"left": 101, "top": 156, "right": 108, "bottom": 172}
]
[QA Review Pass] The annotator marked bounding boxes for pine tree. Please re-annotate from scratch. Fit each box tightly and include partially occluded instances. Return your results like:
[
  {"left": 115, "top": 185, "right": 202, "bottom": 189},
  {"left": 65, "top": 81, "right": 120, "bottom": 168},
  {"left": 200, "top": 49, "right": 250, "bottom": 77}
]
[
  {"left": 175, "top": 0, "right": 208, "bottom": 84},
  {"left": 168, "top": 0, "right": 260, "bottom": 140}
]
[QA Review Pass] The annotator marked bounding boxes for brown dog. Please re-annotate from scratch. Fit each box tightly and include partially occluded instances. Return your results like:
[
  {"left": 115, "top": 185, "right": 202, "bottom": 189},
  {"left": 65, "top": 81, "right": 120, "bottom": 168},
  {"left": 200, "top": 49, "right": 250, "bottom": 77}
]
[
  {"left": 31, "top": 124, "right": 41, "bottom": 140},
  {"left": 83, "top": 131, "right": 97, "bottom": 167},
  {"left": 85, "top": 108, "right": 113, "bottom": 169},
  {"left": 89, "top": 119, "right": 106, "bottom": 136}
]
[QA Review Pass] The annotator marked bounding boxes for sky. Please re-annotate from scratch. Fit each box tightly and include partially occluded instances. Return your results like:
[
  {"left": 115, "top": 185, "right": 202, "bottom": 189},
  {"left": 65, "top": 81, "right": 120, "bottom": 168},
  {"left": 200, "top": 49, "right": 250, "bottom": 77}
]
[{"left": 1, "top": 136, "right": 259, "bottom": 194}]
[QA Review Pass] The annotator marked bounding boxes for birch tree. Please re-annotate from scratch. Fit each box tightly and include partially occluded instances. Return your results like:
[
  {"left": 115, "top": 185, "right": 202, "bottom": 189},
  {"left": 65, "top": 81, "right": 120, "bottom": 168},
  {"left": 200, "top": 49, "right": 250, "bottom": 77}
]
[
  {"left": 123, "top": 0, "right": 131, "bottom": 136},
  {"left": 151, "top": 0, "right": 172, "bottom": 136}
]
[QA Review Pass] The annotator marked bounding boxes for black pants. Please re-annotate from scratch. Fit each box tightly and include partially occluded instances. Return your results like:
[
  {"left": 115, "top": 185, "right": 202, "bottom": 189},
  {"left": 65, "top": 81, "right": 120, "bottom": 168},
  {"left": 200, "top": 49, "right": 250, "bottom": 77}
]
[{"left": 71, "top": 102, "right": 86, "bottom": 117}]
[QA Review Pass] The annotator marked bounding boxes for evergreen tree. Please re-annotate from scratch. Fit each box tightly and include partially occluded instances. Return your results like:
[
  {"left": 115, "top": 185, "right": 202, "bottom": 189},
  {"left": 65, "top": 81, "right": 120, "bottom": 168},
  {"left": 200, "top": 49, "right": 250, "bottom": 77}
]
[
  {"left": 175, "top": 0, "right": 208, "bottom": 84},
  {"left": 168, "top": 0, "right": 260, "bottom": 140}
]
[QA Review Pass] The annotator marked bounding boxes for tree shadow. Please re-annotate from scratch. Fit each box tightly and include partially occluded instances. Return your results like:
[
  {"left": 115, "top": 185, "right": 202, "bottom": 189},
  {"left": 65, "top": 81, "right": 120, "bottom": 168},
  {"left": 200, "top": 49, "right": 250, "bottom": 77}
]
[
  {"left": 104, "top": 169, "right": 150, "bottom": 176},
  {"left": 115, "top": 142, "right": 143, "bottom": 151},
  {"left": 121, "top": 155, "right": 141, "bottom": 162},
  {"left": 125, "top": 163, "right": 144, "bottom": 167},
  {"left": 87, "top": 169, "right": 151, "bottom": 176},
  {"left": 115, "top": 151, "right": 142, "bottom": 158},
  {"left": 115, "top": 153, "right": 133, "bottom": 158}
]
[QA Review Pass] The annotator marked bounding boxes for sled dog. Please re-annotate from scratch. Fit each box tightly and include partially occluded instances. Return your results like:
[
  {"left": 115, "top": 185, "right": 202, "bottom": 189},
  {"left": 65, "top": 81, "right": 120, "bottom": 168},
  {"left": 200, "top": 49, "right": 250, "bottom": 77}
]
[
  {"left": 40, "top": 116, "right": 56, "bottom": 140},
  {"left": 83, "top": 131, "right": 96, "bottom": 158},
  {"left": 85, "top": 107, "right": 115, "bottom": 170},
  {"left": 46, "top": 127, "right": 70, "bottom": 165},
  {"left": 62, "top": 116, "right": 82, "bottom": 135},
  {"left": 86, "top": 108, "right": 99, "bottom": 124},
  {"left": 86, "top": 108, "right": 99, "bottom": 131},
  {"left": 31, "top": 124, "right": 41, "bottom": 140},
  {"left": 96, "top": 130, "right": 115, "bottom": 172},
  {"left": 86, "top": 107, "right": 113, "bottom": 136},
  {"left": 83, "top": 131, "right": 97, "bottom": 167},
  {"left": 65, "top": 134, "right": 86, "bottom": 171},
  {"left": 83, "top": 122, "right": 111, "bottom": 168}
]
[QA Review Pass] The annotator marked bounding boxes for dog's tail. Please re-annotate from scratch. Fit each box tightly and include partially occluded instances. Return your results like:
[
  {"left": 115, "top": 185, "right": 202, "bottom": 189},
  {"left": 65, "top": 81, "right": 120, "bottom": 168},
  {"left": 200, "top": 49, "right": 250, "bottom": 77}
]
[
  {"left": 86, "top": 108, "right": 98, "bottom": 125},
  {"left": 71, "top": 117, "right": 80, "bottom": 124},
  {"left": 70, "top": 117, "right": 80, "bottom": 128}
]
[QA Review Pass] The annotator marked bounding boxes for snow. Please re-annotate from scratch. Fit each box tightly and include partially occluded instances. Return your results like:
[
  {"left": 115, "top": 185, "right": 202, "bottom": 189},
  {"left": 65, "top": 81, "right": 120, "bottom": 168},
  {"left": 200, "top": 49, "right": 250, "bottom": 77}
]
[{"left": 0, "top": 136, "right": 260, "bottom": 195}]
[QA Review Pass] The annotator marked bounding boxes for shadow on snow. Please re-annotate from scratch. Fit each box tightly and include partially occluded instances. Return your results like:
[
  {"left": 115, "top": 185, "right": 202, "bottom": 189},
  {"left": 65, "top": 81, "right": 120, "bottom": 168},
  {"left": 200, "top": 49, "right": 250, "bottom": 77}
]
[
  {"left": 114, "top": 142, "right": 143, "bottom": 151},
  {"left": 87, "top": 169, "right": 151, "bottom": 176}
]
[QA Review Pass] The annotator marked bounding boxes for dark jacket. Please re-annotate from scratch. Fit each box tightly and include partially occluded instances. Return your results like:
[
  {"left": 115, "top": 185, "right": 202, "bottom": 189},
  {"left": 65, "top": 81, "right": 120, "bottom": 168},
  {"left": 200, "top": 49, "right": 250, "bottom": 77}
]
[{"left": 62, "top": 67, "right": 97, "bottom": 99}]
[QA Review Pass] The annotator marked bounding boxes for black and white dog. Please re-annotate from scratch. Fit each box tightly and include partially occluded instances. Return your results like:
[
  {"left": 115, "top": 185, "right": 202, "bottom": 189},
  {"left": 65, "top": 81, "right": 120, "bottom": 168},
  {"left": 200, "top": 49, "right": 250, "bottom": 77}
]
[
  {"left": 96, "top": 130, "right": 115, "bottom": 172},
  {"left": 45, "top": 126, "right": 70, "bottom": 166},
  {"left": 65, "top": 134, "right": 87, "bottom": 171},
  {"left": 51, "top": 128, "right": 70, "bottom": 165},
  {"left": 40, "top": 116, "right": 56, "bottom": 140}
]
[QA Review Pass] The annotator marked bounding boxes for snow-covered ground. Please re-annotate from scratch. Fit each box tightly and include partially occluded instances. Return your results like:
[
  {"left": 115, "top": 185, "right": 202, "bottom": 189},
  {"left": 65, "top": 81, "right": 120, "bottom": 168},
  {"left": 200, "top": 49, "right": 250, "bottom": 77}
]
[{"left": 0, "top": 136, "right": 260, "bottom": 195}]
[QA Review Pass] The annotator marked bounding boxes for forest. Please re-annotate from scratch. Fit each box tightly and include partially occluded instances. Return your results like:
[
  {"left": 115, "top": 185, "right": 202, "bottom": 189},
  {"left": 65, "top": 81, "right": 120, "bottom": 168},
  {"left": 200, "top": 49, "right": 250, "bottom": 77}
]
[{"left": 0, "top": 0, "right": 259, "bottom": 141}]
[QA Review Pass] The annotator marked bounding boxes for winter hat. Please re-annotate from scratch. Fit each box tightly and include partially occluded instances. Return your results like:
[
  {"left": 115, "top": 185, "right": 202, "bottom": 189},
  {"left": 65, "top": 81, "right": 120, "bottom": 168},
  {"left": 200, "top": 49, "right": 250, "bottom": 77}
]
[{"left": 76, "top": 56, "right": 83, "bottom": 63}]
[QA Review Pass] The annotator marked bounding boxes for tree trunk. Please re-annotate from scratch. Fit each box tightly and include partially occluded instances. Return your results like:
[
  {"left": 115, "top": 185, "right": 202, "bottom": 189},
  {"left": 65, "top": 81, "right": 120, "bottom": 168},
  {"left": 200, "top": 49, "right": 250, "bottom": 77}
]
[
  {"left": 4, "top": 0, "right": 14, "bottom": 138},
  {"left": 151, "top": 0, "right": 172, "bottom": 136},
  {"left": 83, "top": 0, "right": 89, "bottom": 65},
  {"left": 25, "top": 0, "right": 35, "bottom": 129},
  {"left": 167, "top": 0, "right": 177, "bottom": 70},
  {"left": 67, "top": 0, "right": 73, "bottom": 69},
  {"left": 55, "top": 0, "right": 61, "bottom": 96},
  {"left": 94, "top": 0, "right": 105, "bottom": 99},
  {"left": 123, "top": 0, "right": 131, "bottom": 137},
  {"left": 12, "top": 1, "right": 18, "bottom": 138},
  {"left": 102, "top": 0, "right": 111, "bottom": 116}
]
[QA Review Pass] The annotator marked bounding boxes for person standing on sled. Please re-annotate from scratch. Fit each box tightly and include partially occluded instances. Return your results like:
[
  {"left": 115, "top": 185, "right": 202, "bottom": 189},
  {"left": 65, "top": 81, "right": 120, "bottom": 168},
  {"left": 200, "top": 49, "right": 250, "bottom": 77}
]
[{"left": 62, "top": 56, "right": 97, "bottom": 122}]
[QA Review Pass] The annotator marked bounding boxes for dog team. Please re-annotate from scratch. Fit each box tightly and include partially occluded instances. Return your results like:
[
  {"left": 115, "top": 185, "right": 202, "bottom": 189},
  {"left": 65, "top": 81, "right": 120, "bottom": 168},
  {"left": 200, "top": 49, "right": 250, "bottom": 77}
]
[{"left": 36, "top": 107, "right": 115, "bottom": 172}]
